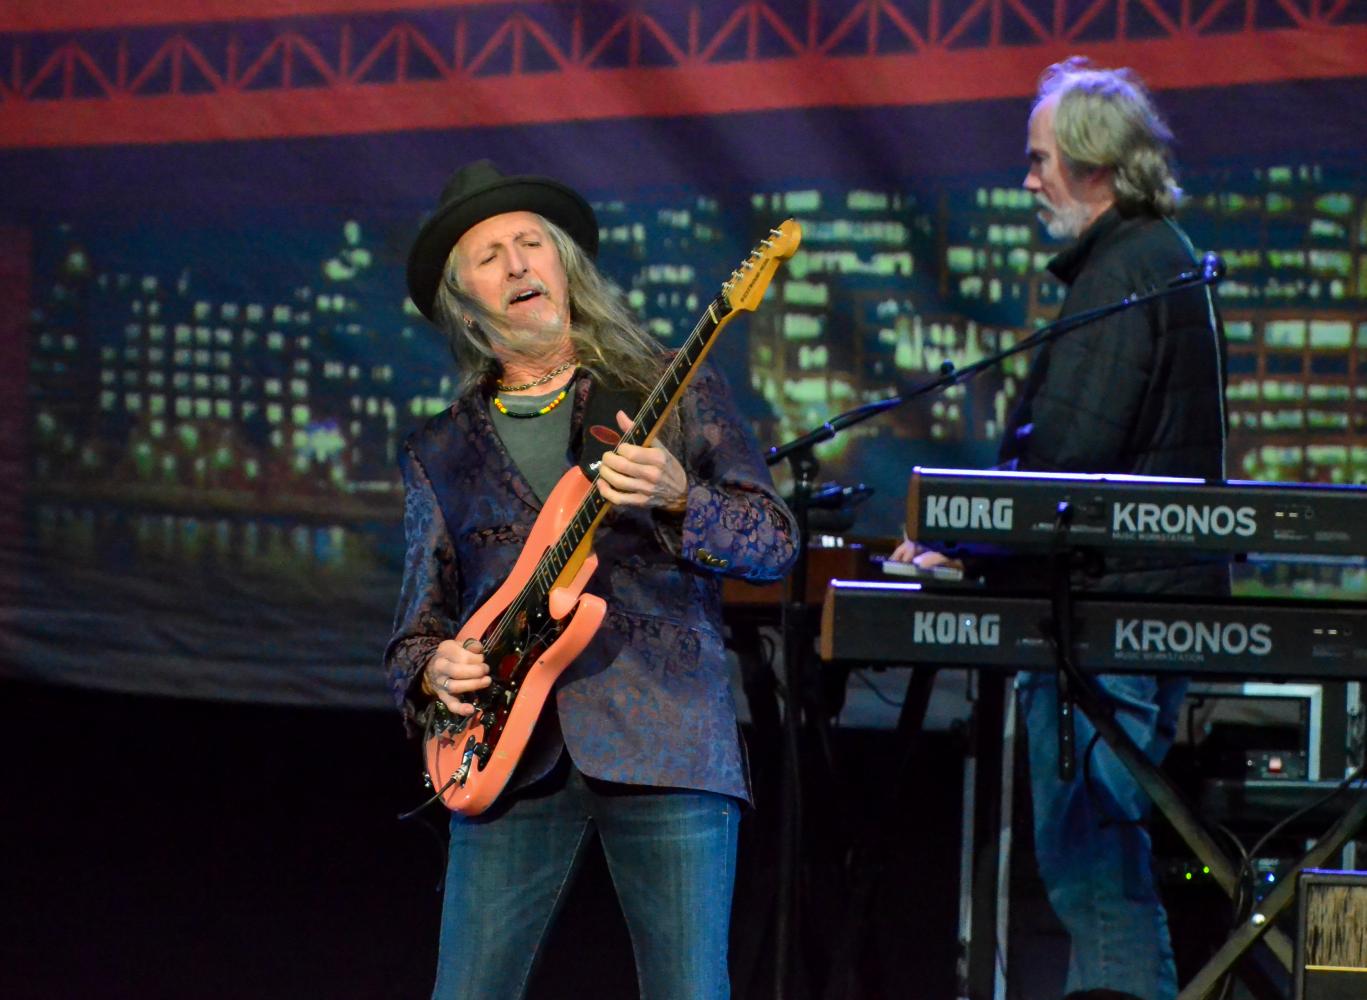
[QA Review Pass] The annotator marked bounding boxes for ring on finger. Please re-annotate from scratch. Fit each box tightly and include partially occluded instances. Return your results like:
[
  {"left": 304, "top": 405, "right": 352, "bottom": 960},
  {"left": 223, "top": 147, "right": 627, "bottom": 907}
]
[{"left": 442, "top": 677, "right": 450, "bottom": 692}]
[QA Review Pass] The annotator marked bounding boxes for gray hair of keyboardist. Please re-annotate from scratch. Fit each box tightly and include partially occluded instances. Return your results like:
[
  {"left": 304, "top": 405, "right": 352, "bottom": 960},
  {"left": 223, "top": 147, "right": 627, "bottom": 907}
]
[{"left": 1036, "top": 56, "right": 1183, "bottom": 217}]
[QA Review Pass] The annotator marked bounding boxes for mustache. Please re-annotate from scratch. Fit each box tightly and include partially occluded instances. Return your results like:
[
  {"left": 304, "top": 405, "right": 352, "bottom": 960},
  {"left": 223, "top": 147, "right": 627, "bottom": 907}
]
[{"left": 503, "top": 280, "right": 550, "bottom": 308}]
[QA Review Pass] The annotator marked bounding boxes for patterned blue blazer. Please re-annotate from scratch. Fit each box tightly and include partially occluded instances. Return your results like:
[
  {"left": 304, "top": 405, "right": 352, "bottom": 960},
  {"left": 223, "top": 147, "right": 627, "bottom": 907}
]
[{"left": 383, "top": 363, "right": 797, "bottom": 803}]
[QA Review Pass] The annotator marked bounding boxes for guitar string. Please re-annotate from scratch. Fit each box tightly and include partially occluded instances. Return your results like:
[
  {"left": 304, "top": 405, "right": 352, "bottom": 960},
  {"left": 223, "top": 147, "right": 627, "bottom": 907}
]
[
  {"left": 480, "top": 231, "right": 780, "bottom": 663},
  {"left": 482, "top": 294, "right": 724, "bottom": 660}
]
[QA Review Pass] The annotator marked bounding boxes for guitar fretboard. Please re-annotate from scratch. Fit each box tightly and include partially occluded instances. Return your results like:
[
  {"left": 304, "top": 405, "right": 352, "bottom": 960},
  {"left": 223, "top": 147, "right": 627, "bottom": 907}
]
[{"left": 500, "top": 292, "right": 732, "bottom": 641}]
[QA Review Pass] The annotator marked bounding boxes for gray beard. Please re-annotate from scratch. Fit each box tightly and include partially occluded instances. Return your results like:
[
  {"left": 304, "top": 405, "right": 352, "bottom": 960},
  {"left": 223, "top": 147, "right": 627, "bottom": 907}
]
[
  {"left": 1038, "top": 198, "right": 1092, "bottom": 241},
  {"left": 489, "top": 316, "right": 572, "bottom": 368}
]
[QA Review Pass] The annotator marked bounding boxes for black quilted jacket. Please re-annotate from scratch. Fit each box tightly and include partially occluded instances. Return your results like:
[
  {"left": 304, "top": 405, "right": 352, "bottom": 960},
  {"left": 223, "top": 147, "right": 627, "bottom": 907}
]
[
  {"left": 996, "top": 207, "right": 1229, "bottom": 595},
  {"left": 999, "top": 207, "right": 1227, "bottom": 479}
]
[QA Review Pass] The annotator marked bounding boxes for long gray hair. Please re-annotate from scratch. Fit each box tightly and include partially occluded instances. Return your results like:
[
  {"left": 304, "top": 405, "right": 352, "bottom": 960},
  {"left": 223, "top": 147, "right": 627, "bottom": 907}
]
[
  {"left": 1037, "top": 56, "right": 1182, "bottom": 217},
  {"left": 433, "top": 215, "right": 665, "bottom": 395}
]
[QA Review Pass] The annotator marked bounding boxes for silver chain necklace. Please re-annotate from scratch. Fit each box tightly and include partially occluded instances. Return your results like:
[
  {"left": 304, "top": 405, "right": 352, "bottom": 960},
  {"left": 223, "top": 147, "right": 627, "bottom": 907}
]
[{"left": 495, "top": 360, "right": 577, "bottom": 393}]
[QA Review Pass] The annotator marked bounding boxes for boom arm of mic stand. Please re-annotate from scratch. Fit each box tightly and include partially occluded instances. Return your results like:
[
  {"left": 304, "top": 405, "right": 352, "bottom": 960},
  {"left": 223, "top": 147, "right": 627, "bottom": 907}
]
[{"left": 763, "top": 265, "right": 1221, "bottom": 472}]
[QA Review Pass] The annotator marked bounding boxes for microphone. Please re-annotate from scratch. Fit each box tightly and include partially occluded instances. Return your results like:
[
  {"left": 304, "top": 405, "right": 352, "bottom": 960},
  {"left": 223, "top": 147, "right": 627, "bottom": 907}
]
[
  {"left": 1166, "top": 251, "right": 1225, "bottom": 287},
  {"left": 1200, "top": 251, "right": 1225, "bottom": 283}
]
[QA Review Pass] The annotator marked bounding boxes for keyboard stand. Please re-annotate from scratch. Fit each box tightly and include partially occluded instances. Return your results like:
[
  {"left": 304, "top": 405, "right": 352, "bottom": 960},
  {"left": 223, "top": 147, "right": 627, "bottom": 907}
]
[{"left": 1038, "top": 529, "right": 1367, "bottom": 999}]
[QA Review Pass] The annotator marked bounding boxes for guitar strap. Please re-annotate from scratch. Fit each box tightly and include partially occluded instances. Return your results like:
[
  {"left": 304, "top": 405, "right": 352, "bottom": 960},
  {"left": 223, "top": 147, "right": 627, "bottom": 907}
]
[{"left": 576, "top": 376, "right": 642, "bottom": 480}]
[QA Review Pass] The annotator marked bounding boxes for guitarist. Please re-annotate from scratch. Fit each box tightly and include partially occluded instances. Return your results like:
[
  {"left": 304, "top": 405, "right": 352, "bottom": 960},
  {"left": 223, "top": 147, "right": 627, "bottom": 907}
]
[{"left": 385, "top": 160, "right": 798, "bottom": 1000}]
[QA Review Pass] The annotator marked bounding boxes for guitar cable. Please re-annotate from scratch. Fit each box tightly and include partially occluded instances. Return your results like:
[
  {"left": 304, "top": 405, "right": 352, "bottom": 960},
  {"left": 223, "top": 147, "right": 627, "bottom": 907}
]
[{"left": 396, "top": 719, "right": 466, "bottom": 894}]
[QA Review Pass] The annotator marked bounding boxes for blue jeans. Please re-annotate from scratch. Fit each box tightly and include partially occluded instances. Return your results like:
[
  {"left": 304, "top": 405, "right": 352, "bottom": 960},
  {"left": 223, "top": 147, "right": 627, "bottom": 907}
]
[
  {"left": 432, "top": 760, "right": 741, "bottom": 1000},
  {"left": 1018, "top": 672, "right": 1188, "bottom": 1000}
]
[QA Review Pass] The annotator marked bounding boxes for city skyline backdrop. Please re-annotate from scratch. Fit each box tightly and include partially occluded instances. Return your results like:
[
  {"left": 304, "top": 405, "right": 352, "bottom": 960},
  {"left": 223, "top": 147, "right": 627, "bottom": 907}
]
[
  {"left": 2, "top": 0, "right": 1363, "bottom": 704},
  {"left": 23, "top": 158, "right": 1367, "bottom": 542}
]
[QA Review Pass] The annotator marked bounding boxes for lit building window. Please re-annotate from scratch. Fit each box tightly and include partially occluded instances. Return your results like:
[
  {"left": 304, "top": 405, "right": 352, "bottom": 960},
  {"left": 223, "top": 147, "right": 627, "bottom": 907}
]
[{"left": 1309, "top": 321, "right": 1352, "bottom": 348}]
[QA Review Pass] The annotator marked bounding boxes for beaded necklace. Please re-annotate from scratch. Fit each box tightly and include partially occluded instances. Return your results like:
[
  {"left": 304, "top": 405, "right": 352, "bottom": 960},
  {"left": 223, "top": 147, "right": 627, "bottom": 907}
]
[{"left": 492, "top": 386, "right": 569, "bottom": 419}]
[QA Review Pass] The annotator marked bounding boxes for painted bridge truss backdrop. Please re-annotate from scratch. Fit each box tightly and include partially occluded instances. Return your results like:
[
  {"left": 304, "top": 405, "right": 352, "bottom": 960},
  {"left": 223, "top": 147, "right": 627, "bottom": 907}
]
[{"left": 2, "top": 0, "right": 1365, "bottom": 703}]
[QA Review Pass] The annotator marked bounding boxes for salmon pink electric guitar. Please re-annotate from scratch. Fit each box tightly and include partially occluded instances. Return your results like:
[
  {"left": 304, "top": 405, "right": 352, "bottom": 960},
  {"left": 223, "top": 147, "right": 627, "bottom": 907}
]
[{"left": 422, "top": 219, "right": 803, "bottom": 815}]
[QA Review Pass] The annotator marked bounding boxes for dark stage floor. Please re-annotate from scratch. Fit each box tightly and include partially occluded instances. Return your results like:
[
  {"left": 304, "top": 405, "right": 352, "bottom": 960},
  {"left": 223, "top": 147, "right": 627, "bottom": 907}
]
[{"left": 1, "top": 678, "right": 970, "bottom": 1000}]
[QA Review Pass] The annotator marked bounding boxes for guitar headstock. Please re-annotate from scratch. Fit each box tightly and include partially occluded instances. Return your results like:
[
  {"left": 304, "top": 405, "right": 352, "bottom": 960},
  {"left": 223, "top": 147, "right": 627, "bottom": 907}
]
[{"left": 721, "top": 218, "right": 802, "bottom": 314}]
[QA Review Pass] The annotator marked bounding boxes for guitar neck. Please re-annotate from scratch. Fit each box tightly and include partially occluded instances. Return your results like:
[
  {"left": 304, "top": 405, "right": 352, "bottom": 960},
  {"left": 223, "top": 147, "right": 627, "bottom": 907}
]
[
  {"left": 523, "top": 216, "right": 802, "bottom": 602},
  {"left": 530, "top": 293, "right": 733, "bottom": 590},
  {"left": 621, "top": 294, "right": 730, "bottom": 450}
]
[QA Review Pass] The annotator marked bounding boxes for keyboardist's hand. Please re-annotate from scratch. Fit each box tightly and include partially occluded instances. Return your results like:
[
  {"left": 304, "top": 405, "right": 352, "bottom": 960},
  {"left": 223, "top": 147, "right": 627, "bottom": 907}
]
[{"left": 889, "top": 538, "right": 964, "bottom": 574}]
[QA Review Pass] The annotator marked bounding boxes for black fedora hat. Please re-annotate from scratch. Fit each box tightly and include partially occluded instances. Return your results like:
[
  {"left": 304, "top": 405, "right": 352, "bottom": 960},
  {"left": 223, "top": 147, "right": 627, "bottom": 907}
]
[{"left": 406, "top": 159, "right": 599, "bottom": 321}]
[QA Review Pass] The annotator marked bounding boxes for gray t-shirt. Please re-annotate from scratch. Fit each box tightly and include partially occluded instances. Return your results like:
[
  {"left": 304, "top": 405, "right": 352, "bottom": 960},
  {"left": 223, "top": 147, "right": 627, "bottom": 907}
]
[{"left": 489, "top": 386, "right": 575, "bottom": 503}]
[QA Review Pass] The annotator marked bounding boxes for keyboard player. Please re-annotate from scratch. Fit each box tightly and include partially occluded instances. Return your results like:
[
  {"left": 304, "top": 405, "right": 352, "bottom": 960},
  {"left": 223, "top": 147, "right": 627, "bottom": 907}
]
[{"left": 892, "top": 58, "right": 1227, "bottom": 1000}]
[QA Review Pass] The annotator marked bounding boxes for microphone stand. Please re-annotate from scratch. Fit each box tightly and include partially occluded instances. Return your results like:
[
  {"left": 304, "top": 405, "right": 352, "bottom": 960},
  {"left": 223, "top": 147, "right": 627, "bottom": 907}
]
[{"left": 761, "top": 260, "right": 1222, "bottom": 1000}]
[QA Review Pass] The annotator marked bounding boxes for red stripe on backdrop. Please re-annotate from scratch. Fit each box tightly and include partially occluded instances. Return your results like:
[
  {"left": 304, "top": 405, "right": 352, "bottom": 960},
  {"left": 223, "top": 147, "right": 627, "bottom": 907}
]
[
  {"left": 0, "top": 227, "right": 31, "bottom": 618},
  {"left": 0, "top": 0, "right": 500, "bottom": 33},
  {"left": 2, "top": 28, "right": 1365, "bottom": 148}
]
